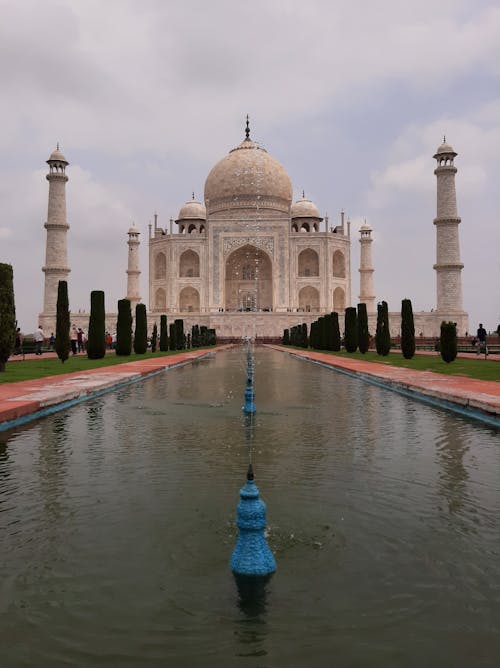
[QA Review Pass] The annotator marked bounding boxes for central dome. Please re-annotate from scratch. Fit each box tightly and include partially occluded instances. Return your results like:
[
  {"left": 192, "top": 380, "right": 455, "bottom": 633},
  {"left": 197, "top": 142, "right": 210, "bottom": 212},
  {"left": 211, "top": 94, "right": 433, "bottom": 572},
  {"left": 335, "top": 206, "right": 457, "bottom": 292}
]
[{"left": 204, "top": 136, "right": 292, "bottom": 216}]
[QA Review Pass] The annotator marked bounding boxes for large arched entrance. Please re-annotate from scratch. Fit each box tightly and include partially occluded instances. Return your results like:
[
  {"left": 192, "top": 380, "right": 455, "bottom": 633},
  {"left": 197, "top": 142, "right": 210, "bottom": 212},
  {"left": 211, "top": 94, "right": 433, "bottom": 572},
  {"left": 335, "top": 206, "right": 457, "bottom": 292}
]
[{"left": 225, "top": 244, "right": 273, "bottom": 311}]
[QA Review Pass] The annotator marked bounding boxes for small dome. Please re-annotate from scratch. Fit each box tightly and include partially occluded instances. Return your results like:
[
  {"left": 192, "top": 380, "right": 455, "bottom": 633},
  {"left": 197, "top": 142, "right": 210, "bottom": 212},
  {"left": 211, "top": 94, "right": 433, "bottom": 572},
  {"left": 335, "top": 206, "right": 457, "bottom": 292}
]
[
  {"left": 434, "top": 138, "right": 457, "bottom": 158},
  {"left": 176, "top": 196, "right": 206, "bottom": 221},
  {"left": 291, "top": 194, "right": 321, "bottom": 219},
  {"left": 47, "top": 145, "right": 68, "bottom": 163},
  {"left": 360, "top": 221, "right": 372, "bottom": 232},
  {"left": 128, "top": 226, "right": 139, "bottom": 235}
]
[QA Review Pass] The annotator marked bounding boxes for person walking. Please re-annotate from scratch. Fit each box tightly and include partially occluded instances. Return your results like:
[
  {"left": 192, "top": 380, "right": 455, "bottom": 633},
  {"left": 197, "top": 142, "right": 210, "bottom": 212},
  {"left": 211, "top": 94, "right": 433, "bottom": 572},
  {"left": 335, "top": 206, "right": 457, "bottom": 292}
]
[
  {"left": 476, "top": 323, "right": 488, "bottom": 357},
  {"left": 14, "top": 328, "right": 23, "bottom": 355},
  {"left": 34, "top": 325, "right": 45, "bottom": 355},
  {"left": 77, "top": 328, "right": 83, "bottom": 353}
]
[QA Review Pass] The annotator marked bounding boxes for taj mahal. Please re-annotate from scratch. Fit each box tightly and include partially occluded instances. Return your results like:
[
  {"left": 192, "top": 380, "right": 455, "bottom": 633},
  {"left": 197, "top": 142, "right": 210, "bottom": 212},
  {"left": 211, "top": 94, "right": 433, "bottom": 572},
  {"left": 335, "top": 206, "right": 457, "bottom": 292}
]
[{"left": 39, "top": 119, "right": 468, "bottom": 339}]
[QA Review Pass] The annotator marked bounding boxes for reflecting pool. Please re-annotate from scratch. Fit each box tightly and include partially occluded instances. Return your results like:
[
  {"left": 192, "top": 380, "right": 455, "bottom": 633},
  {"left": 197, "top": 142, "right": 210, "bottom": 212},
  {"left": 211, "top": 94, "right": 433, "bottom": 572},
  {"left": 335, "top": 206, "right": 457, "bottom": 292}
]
[{"left": 1, "top": 347, "right": 499, "bottom": 667}]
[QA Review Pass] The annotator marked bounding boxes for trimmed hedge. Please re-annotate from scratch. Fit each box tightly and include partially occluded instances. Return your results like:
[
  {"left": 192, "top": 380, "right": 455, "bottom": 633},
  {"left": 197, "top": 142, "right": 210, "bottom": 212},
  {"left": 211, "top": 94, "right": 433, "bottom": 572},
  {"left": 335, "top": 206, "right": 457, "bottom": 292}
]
[
  {"left": 357, "top": 303, "right": 369, "bottom": 354},
  {"left": 375, "top": 301, "right": 390, "bottom": 356},
  {"left": 344, "top": 307, "right": 358, "bottom": 353},
  {"left": 440, "top": 321, "right": 457, "bottom": 363},
  {"left": 116, "top": 299, "right": 132, "bottom": 355},
  {"left": 159, "top": 315, "right": 168, "bottom": 351},
  {"left": 401, "top": 298, "right": 415, "bottom": 359},
  {"left": 0, "top": 263, "right": 16, "bottom": 372},
  {"left": 133, "top": 303, "right": 148, "bottom": 354}
]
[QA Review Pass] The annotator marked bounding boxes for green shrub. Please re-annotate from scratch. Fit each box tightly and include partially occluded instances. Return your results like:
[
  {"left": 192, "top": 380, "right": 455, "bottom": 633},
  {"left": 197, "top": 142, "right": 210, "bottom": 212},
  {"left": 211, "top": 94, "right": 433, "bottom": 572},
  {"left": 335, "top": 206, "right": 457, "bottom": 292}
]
[
  {"left": 375, "top": 301, "right": 390, "bottom": 356},
  {"left": 344, "top": 307, "right": 358, "bottom": 352},
  {"left": 151, "top": 323, "right": 158, "bottom": 352},
  {"left": 133, "top": 303, "right": 148, "bottom": 354},
  {"left": 357, "top": 303, "right": 369, "bottom": 354},
  {"left": 0, "top": 263, "right": 16, "bottom": 372},
  {"left": 55, "top": 280, "right": 70, "bottom": 363},
  {"left": 175, "top": 319, "right": 185, "bottom": 350},
  {"left": 440, "top": 321, "right": 457, "bottom": 363},
  {"left": 116, "top": 299, "right": 132, "bottom": 355},
  {"left": 159, "top": 315, "right": 168, "bottom": 351},
  {"left": 87, "top": 290, "right": 106, "bottom": 359},
  {"left": 401, "top": 299, "right": 415, "bottom": 359},
  {"left": 332, "top": 312, "right": 341, "bottom": 351}
]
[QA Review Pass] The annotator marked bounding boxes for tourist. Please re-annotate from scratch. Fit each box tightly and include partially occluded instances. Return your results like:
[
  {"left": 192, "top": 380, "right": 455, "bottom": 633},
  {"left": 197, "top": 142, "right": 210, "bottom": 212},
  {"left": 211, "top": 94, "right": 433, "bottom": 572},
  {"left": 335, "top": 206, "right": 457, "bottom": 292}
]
[
  {"left": 476, "top": 323, "right": 488, "bottom": 357},
  {"left": 106, "top": 332, "right": 112, "bottom": 349},
  {"left": 77, "top": 328, "right": 83, "bottom": 352},
  {"left": 34, "top": 325, "right": 45, "bottom": 355},
  {"left": 49, "top": 332, "right": 55, "bottom": 349},
  {"left": 70, "top": 325, "right": 78, "bottom": 355}
]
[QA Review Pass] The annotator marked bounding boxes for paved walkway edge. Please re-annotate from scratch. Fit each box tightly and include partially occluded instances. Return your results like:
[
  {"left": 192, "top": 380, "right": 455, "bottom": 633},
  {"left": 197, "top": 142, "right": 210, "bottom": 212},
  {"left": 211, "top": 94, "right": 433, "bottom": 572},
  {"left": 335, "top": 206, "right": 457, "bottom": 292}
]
[
  {"left": 0, "top": 351, "right": 218, "bottom": 433},
  {"left": 268, "top": 346, "right": 500, "bottom": 429}
]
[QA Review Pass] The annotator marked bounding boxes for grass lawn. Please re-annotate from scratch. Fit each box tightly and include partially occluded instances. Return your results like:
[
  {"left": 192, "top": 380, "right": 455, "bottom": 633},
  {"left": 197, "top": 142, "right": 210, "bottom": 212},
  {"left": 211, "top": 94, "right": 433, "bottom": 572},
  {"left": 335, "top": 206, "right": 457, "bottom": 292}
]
[
  {"left": 291, "top": 349, "right": 500, "bottom": 382},
  {"left": 0, "top": 349, "right": 201, "bottom": 384}
]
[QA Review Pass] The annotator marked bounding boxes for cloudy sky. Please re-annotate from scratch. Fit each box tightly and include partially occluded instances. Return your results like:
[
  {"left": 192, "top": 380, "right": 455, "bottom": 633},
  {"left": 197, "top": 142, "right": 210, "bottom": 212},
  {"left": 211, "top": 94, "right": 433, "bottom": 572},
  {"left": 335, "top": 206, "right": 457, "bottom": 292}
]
[{"left": 1, "top": 0, "right": 499, "bottom": 333}]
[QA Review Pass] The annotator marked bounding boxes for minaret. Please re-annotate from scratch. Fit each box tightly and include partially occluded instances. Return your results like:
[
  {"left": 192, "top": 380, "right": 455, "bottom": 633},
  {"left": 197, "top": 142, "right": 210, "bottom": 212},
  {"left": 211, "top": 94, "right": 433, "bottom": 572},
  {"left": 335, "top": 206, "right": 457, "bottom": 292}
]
[
  {"left": 41, "top": 145, "right": 70, "bottom": 323},
  {"left": 358, "top": 221, "right": 375, "bottom": 312},
  {"left": 126, "top": 225, "right": 141, "bottom": 309},
  {"left": 433, "top": 138, "right": 464, "bottom": 315}
]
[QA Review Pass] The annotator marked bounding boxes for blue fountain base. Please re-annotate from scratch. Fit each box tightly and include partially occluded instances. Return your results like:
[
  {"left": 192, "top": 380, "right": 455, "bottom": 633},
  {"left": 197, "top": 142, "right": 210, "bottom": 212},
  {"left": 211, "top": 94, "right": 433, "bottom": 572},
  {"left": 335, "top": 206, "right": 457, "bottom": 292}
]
[{"left": 230, "top": 532, "right": 276, "bottom": 576}]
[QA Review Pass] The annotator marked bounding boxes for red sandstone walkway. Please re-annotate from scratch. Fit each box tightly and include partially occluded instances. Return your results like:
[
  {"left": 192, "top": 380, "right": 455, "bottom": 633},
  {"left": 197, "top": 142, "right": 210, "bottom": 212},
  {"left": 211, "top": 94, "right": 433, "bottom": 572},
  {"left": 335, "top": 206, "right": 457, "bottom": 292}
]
[
  {"left": 0, "top": 348, "right": 231, "bottom": 428},
  {"left": 267, "top": 345, "right": 500, "bottom": 420}
]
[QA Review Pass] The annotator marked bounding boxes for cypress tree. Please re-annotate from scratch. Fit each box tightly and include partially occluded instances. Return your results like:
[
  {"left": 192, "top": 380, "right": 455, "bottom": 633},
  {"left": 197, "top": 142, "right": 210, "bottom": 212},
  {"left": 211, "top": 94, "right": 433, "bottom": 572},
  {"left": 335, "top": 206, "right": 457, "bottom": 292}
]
[
  {"left": 332, "top": 312, "right": 341, "bottom": 351},
  {"left": 357, "top": 303, "right": 369, "bottom": 354},
  {"left": 169, "top": 322, "right": 177, "bottom": 350},
  {"left": 55, "top": 280, "right": 70, "bottom": 363},
  {"left": 87, "top": 290, "right": 106, "bottom": 359},
  {"left": 0, "top": 263, "right": 16, "bottom": 372},
  {"left": 309, "top": 321, "right": 317, "bottom": 349},
  {"left": 440, "top": 321, "right": 457, "bottom": 363},
  {"left": 401, "top": 298, "right": 415, "bottom": 359},
  {"left": 344, "top": 307, "right": 358, "bottom": 353},
  {"left": 133, "top": 303, "right": 148, "bottom": 354},
  {"left": 375, "top": 301, "right": 391, "bottom": 356},
  {"left": 301, "top": 323, "right": 308, "bottom": 348},
  {"left": 116, "top": 298, "right": 132, "bottom": 355},
  {"left": 209, "top": 329, "right": 217, "bottom": 345},
  {"left": 151, "top": 322, "right": 158, "bottom": 352},
  {"left": 282, "top": 328, "right": 290, "bottom": 345},
  {"left": 318, "top": 316, "right": 327, "bottom": 350},
  {"left": 175, "top": 319, "right": 184, "bottom": 349},
  {"left": 159, "top": 315, "right": 168, "bottom": 351},
  {"left": 200, "top": 325, "right": 208, "bottom": 346},
  {"left": 324, "top": 313, "right": 334, "bottom": 351}
]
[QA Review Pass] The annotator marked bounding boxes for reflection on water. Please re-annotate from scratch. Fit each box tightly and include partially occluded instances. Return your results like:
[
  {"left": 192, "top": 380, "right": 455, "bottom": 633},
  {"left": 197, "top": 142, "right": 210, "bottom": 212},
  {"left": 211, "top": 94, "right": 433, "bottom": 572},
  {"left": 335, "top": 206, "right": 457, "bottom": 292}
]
[{"left": 0, "top": 346, "right": 499, "bottom": 667}]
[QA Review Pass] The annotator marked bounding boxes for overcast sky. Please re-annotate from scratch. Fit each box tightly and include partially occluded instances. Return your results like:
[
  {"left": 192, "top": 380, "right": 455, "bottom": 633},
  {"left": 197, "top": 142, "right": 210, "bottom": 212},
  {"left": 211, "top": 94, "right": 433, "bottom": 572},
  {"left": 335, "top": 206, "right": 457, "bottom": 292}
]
[{"left": 1, "top": 0, "right": 499, "bottom": 333}]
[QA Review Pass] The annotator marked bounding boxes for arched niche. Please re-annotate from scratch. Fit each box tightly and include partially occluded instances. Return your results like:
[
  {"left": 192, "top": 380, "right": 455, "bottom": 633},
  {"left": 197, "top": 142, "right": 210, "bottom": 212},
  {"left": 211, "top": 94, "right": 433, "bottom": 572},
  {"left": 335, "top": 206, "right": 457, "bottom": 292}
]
[
  {"left": 155, "top": 252, "right": 166, "bottom": 279},
  {"left": 225, "top": 244, "right": 272, "bottom": 311},
  {"left": 298, "top": 248, "right": 319, "bottom": 277},
  {"left": 179, "top": 249, "right": 200, "bottom": 277},
  {"left": 155, "top": 287, "right": 166, "bottom": 311},
  {"left": 179, "top": 286, "right": 200, "bottom": 312},
  {"left": 333, "top": 287, "right": 345, "bottom": 312},
  {"left": 332, "top": 250, "right": 345, "bottom": 278},
  {"left": 298, "top": 286, "right": 319, "bottom": 312}
]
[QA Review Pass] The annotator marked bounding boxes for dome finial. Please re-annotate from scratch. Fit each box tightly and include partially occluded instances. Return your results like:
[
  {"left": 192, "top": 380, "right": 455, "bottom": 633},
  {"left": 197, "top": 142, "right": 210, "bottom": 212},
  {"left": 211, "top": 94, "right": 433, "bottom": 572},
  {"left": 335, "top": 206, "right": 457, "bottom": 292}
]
[
  {"left": 302, "top": 189, "right": 305, "bottom": 199},
  {"left": 192, "top": 191, "right": 195, "bottom": 200},
  {"left": 56, "top": 142, "right": 60, "bottom": 150},
  {"left": 443, "top": 134, "right": 446, "bottom": 143},
  {"left": 245, "top": 114, "right": 250, "bottom": 140}
]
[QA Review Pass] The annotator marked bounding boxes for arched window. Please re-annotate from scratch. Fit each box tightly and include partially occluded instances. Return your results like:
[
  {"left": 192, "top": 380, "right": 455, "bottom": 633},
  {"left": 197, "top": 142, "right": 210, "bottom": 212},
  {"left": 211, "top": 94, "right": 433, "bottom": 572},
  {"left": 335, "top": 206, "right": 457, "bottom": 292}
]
[
  {"left": 298, "top": 249, "right": 319, "bottom": 277},
  {"left": 179, "top": 250, "right": 200, "bottom": 277},
  {"left": 298, "top": 286, "right": 320, "bottom": 312},
  {"left": 333, "top": 287, "right": 345, "bottom": 312},
  {"left": 155, "top": 288, "right": 166, "bottom": 311},
  {"left": 179, "top": 287, "right": 200, "bottom": 312},
  {"left": 332, "top": 251, "right": 345, "bottom": 278},
  {"left": 155, "top": 252, "right": 166, "bottom": 279}
]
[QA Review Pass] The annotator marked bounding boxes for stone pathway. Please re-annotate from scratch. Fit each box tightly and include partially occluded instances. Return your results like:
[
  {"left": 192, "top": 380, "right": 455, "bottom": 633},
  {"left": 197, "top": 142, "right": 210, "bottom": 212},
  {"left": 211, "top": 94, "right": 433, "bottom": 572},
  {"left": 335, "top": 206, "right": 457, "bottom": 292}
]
[
  {"left": 267, "top": 345, "right": 500, "bottom": 424},
  {"left": 0, "top": 348, "right": 229, "bottom": 430}
]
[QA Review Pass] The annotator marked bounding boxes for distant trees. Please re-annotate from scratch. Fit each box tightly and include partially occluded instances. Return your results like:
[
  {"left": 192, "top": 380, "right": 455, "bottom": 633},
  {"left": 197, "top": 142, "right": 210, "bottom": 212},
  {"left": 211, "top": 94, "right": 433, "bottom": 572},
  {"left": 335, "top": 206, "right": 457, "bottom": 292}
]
[
  {"left": 87, "top": 290, "right": 106, "bottom": 359},
  {"left": 375, "top": 301, "right": 390, "bottom": 356},
  {"left": 344, "top": 307, "right": 358, "bottom": 353},
  {"left": 116, "top": 299, "right": 132, "bottom": 355},
  {"left": 159, "top": 315, "right": 168, "bottom": 351},
  {"left": 440, "top": 321, "right": 457, "bottom": 363},
  {"left": 401, "top": 299, "right": 415, "bottom": 359},
  {"left": 0, "top": 263, "right": 16, "bottom": 372},
  {"left": 357, "top": 303, "right": 369, "bottom": 354},
  {"left": 55, "top": 280, "right": 70, "bottom": 363}
]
